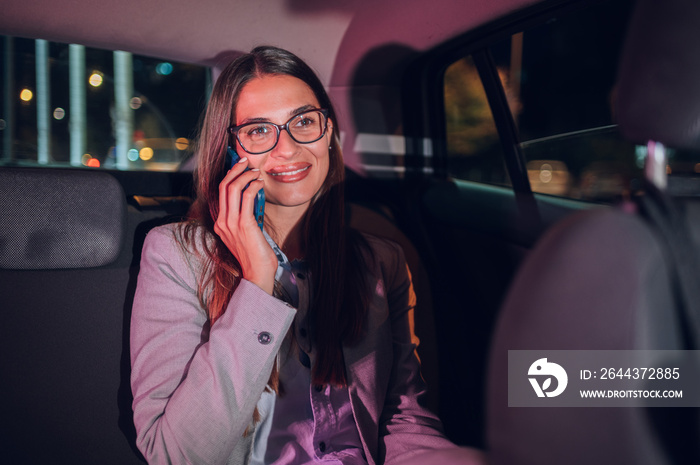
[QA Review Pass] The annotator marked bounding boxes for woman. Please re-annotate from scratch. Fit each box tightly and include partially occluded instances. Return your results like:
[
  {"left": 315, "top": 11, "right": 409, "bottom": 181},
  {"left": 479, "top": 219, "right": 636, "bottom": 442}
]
[{"left": 130, "top": 45, "right": 459, "bottom": 464}]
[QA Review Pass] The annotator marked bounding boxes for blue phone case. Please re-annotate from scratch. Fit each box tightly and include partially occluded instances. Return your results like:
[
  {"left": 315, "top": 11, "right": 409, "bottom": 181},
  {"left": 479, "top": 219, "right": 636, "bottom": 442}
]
[{"left": 226, "top": 147, "right": 265, "bottom": 231}]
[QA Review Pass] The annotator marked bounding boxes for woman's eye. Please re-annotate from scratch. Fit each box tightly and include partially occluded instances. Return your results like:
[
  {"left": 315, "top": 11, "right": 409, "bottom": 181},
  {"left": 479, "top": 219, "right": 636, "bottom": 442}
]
[
  {"left": 247, "top": 125, "right": 271, "bottom": 137},
  {"left": 295, "top": 116, "right": 316, "bottom": 128}
]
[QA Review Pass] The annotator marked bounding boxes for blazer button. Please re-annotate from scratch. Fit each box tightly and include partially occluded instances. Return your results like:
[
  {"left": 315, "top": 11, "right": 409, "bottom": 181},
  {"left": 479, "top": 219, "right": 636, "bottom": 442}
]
[
  {"left": 257, "top": 332, "right": 272, "bottom": 345},
  {"left": 295, "top": 272, "right": 306, "bottom": 280}
]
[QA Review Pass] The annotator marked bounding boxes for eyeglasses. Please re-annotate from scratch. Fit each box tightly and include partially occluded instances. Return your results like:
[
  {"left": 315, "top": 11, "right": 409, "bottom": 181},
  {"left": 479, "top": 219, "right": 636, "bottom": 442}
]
[{"left": 229, "top": 109, "right": 330, "bottom": 155}]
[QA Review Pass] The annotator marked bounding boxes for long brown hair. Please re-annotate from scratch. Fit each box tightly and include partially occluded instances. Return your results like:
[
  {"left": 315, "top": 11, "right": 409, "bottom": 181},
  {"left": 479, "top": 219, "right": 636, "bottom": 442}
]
[{"left": 183, "top": 46, "right": 369, "bottom": 387}]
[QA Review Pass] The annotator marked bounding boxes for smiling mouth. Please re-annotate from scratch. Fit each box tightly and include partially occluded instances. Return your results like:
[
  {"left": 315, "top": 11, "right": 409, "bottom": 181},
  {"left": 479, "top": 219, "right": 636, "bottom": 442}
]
[{"left": 269, "top": 165, "right": 310, "bottom": 176}]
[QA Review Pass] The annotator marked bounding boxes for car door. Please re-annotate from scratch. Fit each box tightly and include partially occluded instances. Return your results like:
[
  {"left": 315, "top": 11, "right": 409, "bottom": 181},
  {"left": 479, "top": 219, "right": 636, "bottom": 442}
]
[{"left": 397, "top": 0, "right": 638, "bottom": 447}]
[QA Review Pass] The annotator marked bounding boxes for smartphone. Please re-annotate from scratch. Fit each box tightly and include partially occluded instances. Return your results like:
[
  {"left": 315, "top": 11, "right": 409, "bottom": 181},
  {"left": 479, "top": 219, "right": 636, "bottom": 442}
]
[{"left": 225, "top": 147, "right": 265, "bottom": 231}]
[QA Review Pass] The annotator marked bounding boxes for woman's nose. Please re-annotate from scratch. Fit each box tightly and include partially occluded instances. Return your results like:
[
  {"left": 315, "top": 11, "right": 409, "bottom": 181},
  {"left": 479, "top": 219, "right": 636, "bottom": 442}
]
[{"left": 271, "top": 128, "right": 299, "bottom": 159}]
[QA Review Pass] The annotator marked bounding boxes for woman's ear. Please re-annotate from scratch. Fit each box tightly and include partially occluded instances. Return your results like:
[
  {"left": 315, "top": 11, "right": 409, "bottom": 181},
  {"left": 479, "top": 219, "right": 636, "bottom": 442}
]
[{"left": 326, "top": 119, "right": 334, "bottom": 146}]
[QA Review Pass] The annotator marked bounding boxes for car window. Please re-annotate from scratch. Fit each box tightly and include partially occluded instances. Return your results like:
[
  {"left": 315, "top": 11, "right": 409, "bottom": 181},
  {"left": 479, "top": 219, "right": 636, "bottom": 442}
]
[
  {"left": 444, "top": 55, "right": 511, "bottom": 187},
  {"left": 1, "top": 36, "right": 208, "bottom": 171},
  {"left": 444, "top": 0, "right": 651, "bottom": 203}
]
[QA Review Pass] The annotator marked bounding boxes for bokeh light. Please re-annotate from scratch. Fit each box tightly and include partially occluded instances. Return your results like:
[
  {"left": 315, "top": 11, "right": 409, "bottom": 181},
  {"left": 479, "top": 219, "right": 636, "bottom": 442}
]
[
  {"left": 139, "top": 147, "right": 154, "bottom": 161},
  {"left": 128, "top": 148, "right": 140, "bottom": 162},
  {"left": 175, "top": 137, "right": 189, "bottom": 151},
  {"left": 53, "top": 107, "right": 66, "bottom": 120},
  {"left": 129, "top": 97, "right": 143, "bottom": 110},
  {"left": 20, "top": 89, "right": 33, "bottom": 102},
  {"left": 539, "top": 163, "right": 553, "bottom": 183},
  {"left": 89, "top": 72, "right": 103, "bottom": 87},
  {"left": 156, "top": 62, "right": 173, "bottom": 76}
]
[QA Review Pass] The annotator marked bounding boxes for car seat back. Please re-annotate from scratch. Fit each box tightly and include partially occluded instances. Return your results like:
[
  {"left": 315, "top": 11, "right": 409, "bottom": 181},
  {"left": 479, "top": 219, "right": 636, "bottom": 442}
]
[
  {"left": 487, "top": 0, "right": 700, "bottom": 462},
  {"left": 0, "top": 167, "right": 146, "bottom": 464}
]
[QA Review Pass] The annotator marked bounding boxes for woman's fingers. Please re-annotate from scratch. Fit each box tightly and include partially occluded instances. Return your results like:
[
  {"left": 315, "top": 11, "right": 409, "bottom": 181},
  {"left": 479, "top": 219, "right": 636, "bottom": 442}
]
[
  {"left": 219, "top": 162, "right": 261, "bottom": 216},
  {"left": 218, "top": 157, "right": 247, "bottom": 218},
  {"left": 239, "top": 177, "right": 264, "bottom": 216},
  {"left": 215, "top": 158, "right": 276, "bottom": 294}
]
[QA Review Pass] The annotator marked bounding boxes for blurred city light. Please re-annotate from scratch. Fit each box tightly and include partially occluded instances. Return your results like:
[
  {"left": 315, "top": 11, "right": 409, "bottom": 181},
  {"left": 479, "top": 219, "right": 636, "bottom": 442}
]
[
  {"left": 175, "top": 137, "right": 189, "bottom": 150},
  {"left": 527, "top": 160, "right": 571, "bottom": 195},
  {"left": 156, "top": 62, "right": 173, "bottom": 76},
  {"left": 128, "top": 148, "right": 140, "bottom": 161},
  {"left": 87, "top": 158, "right": 101, "bottom": 167},
  {"left": 539, "top": 163, "right": 553, "bottom": 183},
  {"left": 139, "top": 147, "right": 154, "bottom": 161},
  {"left": 129, "top": 97, "right": 143, "bottom": 110},
  {"left": 53, "top": 107, "right": 66, "bottom": 120},
  {"left": 20, "top": 89, "right": 33, "bottom": 101},
  {"left": 89, "top": 72, "right": 103, "bottom": 87}
]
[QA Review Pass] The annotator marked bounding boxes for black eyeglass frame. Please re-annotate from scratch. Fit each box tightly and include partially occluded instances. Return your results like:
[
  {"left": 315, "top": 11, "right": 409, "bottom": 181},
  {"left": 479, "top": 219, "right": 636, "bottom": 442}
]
[{"left": 228, "top": 108, "right": 330, "bottom": 155}]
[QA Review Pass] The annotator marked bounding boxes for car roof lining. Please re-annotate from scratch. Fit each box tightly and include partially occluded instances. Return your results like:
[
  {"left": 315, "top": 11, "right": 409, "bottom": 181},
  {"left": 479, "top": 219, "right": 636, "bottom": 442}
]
[{"left": 3, "top": 0, "right": 537, "bottom": 85}]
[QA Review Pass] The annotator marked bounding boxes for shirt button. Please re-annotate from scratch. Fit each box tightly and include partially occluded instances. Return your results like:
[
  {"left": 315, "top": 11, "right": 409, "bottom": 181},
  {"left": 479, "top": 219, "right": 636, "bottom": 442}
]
[
  {"left": 257, "top": 332, "right": 272, "bottom": 345},
  {"left": 319, "top": 441, "right": 326, "bottom": 453},
  {"left": 295, "top": 272, "right": 306, "bottom": 280}
]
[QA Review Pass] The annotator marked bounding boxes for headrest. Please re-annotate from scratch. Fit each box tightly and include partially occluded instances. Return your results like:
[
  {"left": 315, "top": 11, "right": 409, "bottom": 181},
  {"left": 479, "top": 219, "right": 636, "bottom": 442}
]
[
  {"left": 616, "top": 0, "right": 700, "bottom": 149},
  {"left": 0, "top": 168, "right": 126, "bottom": 270}
]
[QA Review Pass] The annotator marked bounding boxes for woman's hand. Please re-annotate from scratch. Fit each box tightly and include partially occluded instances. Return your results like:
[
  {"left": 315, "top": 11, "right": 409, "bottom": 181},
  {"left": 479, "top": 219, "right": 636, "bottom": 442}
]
[{"left": 214, "top": 157, "right": 277, "bottom": 295}]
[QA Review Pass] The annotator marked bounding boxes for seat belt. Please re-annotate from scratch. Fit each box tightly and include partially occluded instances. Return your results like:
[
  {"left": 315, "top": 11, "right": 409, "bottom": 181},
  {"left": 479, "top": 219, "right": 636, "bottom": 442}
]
[
  {"left": 634, "top": 182, "right": 700, "bottom": 465},
  {"left": 635, "top": 182, "right": 700, "bottom": 350}
]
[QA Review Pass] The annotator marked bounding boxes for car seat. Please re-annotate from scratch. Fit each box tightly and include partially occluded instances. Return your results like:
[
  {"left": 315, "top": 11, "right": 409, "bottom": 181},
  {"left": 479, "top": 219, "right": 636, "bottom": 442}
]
[{"left": 0, "top": 167, "right": 148, "bottom": 464}]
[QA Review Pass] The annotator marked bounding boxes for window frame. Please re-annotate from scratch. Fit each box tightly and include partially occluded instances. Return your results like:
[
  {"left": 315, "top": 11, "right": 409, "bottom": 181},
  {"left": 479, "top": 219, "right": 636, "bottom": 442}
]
[{"left": 403, "top": 0, "right": 614, "bottom": 193}]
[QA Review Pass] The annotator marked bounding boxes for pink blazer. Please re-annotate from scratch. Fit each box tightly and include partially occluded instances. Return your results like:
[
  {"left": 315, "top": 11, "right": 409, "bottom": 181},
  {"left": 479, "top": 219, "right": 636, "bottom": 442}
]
[{"left": 130, "top": 224, "right": 456, "bottom": 464}]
